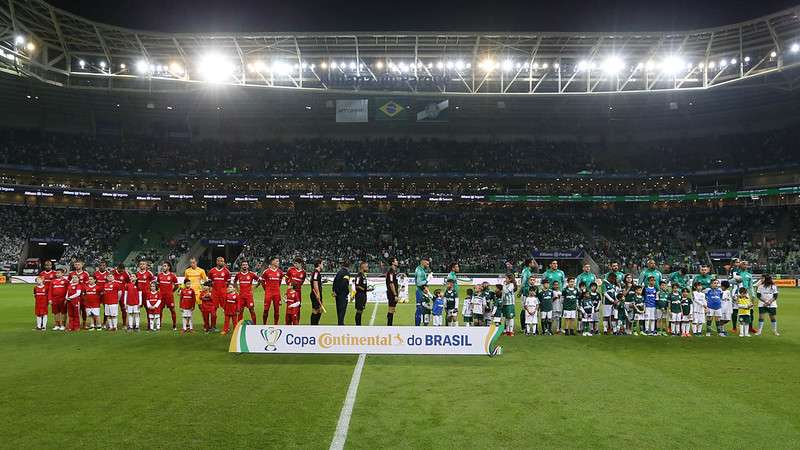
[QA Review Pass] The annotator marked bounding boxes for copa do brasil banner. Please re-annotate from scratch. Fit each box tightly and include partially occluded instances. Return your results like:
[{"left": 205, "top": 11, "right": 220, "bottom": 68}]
[{"left": 229, "top": 322, "right": 504, "bottom": 356}]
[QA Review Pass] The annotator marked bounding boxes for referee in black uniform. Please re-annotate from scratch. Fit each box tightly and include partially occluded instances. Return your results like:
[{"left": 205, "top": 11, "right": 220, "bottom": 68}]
[
  {"left": 354, "top": 261, "right": 368, "bottom": 325},
  {"left": 332, "top": 260, "right": 351, "bottom": 326},
  {"left": 309, "top": 259, "right": 324, "bottom": 325},
  {"left": 385, "top": 257, "right": 399, "bottom": 325}
]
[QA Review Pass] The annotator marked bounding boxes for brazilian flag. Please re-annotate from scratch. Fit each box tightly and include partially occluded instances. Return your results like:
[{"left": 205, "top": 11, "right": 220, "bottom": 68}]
[{"left": 375, "top": 98, "right": 408, "bottom": 121}]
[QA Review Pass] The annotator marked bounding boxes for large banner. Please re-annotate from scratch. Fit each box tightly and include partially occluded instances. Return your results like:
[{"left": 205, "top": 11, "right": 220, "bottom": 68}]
[
  {"left": 335, "top": 99, "right": 369, "bottom": 123},
  {"left": 229, "top": 322, "right": 504, "bottom": 356},
  {"left": 374, "top": 98, "right": 408, "bottom": 120},
  {"left": 416, "top": 99, "right": 449, "bottom": 122},
  {"left": 531, "top": 250, "right": 584, "bottom": 259}
]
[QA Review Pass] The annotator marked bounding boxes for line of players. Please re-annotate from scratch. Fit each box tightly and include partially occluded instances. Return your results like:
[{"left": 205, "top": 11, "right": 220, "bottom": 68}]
[
  {"left": 32, "top": 255, "right": 317, "bottom": 334},
  {"left": 412, "top": 259, "right": 781, "bottom": 338}
]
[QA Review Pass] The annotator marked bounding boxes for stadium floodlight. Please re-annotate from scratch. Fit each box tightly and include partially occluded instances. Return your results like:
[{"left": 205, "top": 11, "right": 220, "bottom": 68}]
[
  {"left": 542, "top": 62, "right": 549, "bottom": 69},
  {"left": 686, "top": 62, "right": 693, "bottom": 69},
  {"left": 645, "top": 60, "right": 655, "bottom": 71},
  {"left": 532, "top": 62, "right": 539, "bottom": 69},
  {"left": 119, "top": 63, "right": 126, "bottom": 70},
  {"left": 465, "top": 62, "right": 472, "bottom": 69},
  {"left": 553, "top": 62, "right": 559, "bottom": 69},
  {"left": 78, "top": 59, "right": 86, "bottom": 69},
  {"left": 136, "top": 60, "right": 148, "bottom": 73},
  {"left": 730, "top": 58, "right": 737, "bottom": 65},
  {"left": 446, "top": 61, "right": 454, "bottom": 70},
  {"left": 375, "top": 60, "right": 384, "bottom": 69},
  {"left": 791, "top": 43, "right": 800, "bottom": 53},
  {"left": 320, "top": 61, "right": 328, "bottom": 69},
  {"left": 99, "top": 61, "right": 107, "bottom": 69},
  {"left": 426, "top": 62, "right": 433, "bottom": 69},
  {"left": 770, "top": 51, "right": 777, "bottom": 58},
  {"left": 719, "top": 58, "right": 728, "bottom": 67},
  {"left": 14, "top": 35, "right": 24, "bottom": 45},
  {"left": 479, "top": 58, "right": 495, "bottom": 71},
  {"left": 25, "top": 42, "right": 35, "bottom": 52},
  {"left": 661, "top": 55, "right": 684, "bottom": 75},
  {"left": 708, "top": 61, "right": 716, "bottom": 69},
  {"left": 170, "top": 62, "right": 184, "bottom": 75},
  {"left": 348, "top": 61, "right": 356, "bottom": 70},
  {"left": 744, "top": 56, "right": 751, "bottom": 63},
  {"left": 198, "top": 53, "right": 234, "bottom": 82},
  {"left": 455, "top": 60, "right": 465, "bottom": 70},
  {"left": 502, "top": 59, "right": 514, "bottom": 71},
  {"left": 436, "top": 61, "right": 444, "bottom": 70},
  {"left": 601, "top": 56, "right": 625, "bottom": 75},
  {"left": 577, "top": 60, "right": 590, "bottom": 71},
  {"left": 698, "top": 62, "right": 705, "bottom": 68},
  {"left": 273, "top": 61, "right": 292, "bottom": 75},
  {"left": 254, "top": 60, "right": 266, "bottom": 72}
]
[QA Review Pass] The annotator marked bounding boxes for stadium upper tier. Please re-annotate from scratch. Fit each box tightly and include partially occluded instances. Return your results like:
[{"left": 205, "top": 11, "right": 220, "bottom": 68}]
[{"left": 1, "top": 1, "right": 800, "bottom": 95}]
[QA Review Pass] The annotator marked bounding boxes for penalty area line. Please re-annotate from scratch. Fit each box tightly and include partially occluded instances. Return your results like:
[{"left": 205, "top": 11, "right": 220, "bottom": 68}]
[{"left": 329, "top": 301, "right": 379, "bottom": 450}]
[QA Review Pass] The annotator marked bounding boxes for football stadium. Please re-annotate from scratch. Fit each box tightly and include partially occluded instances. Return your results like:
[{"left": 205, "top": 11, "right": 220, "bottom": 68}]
[{"left": 1, "top": 0, "right": 800, "bottom": 448}]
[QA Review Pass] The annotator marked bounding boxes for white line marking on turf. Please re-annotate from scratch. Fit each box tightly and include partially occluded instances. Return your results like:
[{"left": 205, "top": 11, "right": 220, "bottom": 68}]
[{"left": 329, "top": 301, "right": 379, "bottom": 450}]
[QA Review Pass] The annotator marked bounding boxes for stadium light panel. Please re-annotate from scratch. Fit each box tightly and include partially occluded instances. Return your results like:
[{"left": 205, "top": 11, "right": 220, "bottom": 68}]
[
  {"left": 661, "top": 56, "right": 684, "bottom": 75},
  {"left": 198, "top": 53, "right": 234, "bottom": 82},
  {"left": 99, "top": 61, "right": 106, "bottom": 69},
  {"left": 553, "top": 63, "right": 559, "bottom": 69},
  {"left": 502, "top": 59, "right": 513, "bottom": 71},
  {"left": 14, "top": 35, "right": 24, "bottom": 45},
  {"left": 348, "top": 61, "right": 356, "bottom": 70},
  {"left": 170, "top": 62, "right": 183, "bottom": 75},
  {"left": 577, "top": 60, "right": 590, "bottom": 71},
  {"left": 744, "top": 56, "right": 750, "bottom": 63},
  {"left": 770, "top": 51, "right": 777, "bottom": 58},
  {"left": 78, "top": 59, "right": 85, "bottom": 69},
  {"left": 532, "top": 62, "right": 539, "bottom": 69},
  {"left": 455, "top": 60, "right": 465, "bottom": 70},
  {"left": 436, "top": 61, "right": 444, "bottom": 69},
  {"left": 273, "top": 61, "right": 292, "bottom": 75},
  {"left": 25, "top": 42, "right": 35, "bottom": 52},
  {"left": 119, "top": 63, "right": 126, "bottom": 69},
  {"left": 601, "top": 56, "right": 625, "bottom": 74},
  {"left": 719, "top": 59, "right": 727, "bottom": 67},
  {"left": 708, "top": 61, "right": 716, "bottom": 69},
  {"left": 135, "top": 60, "right": 148, "bottom": 73},
  {"left": 730, "top": 58, "right": 737, "bottom": 65},
  {"left": 542, "top": 62, "right": 549, "bottom": 69},
  {"left": 466, "top": 62, "right": 472, "bottom": 69},
  {"left": 645, "top": 60, "right": 655, "bottom": 71},
  {"left": 446, "top": 61, "right": 454, "bottom": 69},
  {"left": 791, "top": 43, "right": 800, "bottom": 53},
  {"left": 375, "top": 61, "right": 384, "bottom": 69},
  {"left": 320, "top": 61, "right": 328, "bottom": 69}
]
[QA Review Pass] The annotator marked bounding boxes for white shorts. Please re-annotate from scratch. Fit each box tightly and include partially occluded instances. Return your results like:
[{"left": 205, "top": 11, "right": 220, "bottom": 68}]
[
  {"left": 634, "top": 313, "right": 646, "bottom": 321},
  {"left": 562, "top": 310, "right": 577, "bottom": 319},
  {"left": 645, "top": 307, "right": 657, "bottom": 320},
  {"left": 693, "top": 311, "right": 706, "bottom": 324},
  {"left": 525, "top": 312, "right": 538, "bottom": 324},
  {"left": 148, "top": 313, "right": 159, "bottom": 319},
  {"left": 126, "top": 305, "right": 139, "bottom": 314},
  {"left": 86, "top": 307, "right": 100, "bottom": 317},
  {"left": 706, "top": 308, "right": 722, "bottom": 318},
  {"left": 670, "top": 312, "right": 683, "bottom": 322},
  {"left": 104, "top": 304, "right": 118, "bottom": 317},
  {"left": 591, "top": 312, "right": 599, "bottom": 321},
  {"left": 721, "top": 303, "right": 733, "bottom": 321},
  {"left": 655, "top": 309, "right": 664, "bottom": 320},
  {"left": 182, "top": 309, "right": 194, "bottom": 318},
  {"left": 540, "top": 311, "right": 553, "bottom": 319},
  {"left": 603, "top": 306, "right": 615, "bottom": 318}
]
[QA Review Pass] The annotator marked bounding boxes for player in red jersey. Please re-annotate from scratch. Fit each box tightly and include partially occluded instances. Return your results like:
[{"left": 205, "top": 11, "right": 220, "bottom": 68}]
[
  {"left": 33, "top": 277, "right": 49, "bottom": 331},
  {"left": 124, "top": 280, "right": 142, "bottom": 331},
  {"left": 199, "top": 285, "right": 214, "bottom": 332},
  {"left": 234, "top": 261, "right": 259, "bottom": 323},
  {"left": 286, "top": 257, "right": 307, "bottom": 292},
  {"left": 82, "top": 278, "right": 102, "bottom": 330},
  {"left": 178, "top": 280, "right": 196, "bottom": 333},
  {"left": 157, "top": 262, "right": 180, "bottom": 330},
  {"left": 222, "top": 285, "right": 239, "bottom": 335},
  {"left": 68, "top": 260, "right": 91, "bottom": 328},
  {"left": 93, "top": 260, "right": 111, "bottom": 325},
  {"left": 38, "top": 259, "right": 57, "bottom": 293},
  {"left": 134, "top": 261, "right": 155, "bottom": 330},
  {"left": 261, "top": 257, "right": 284, "bottom": 325},
  {"left": 285, "top": 284, "right": 301, "bottom": 325},
  {"left": 102, "top": 273, "right": 121, "bottom": 331},
  {"left": 49, "top": 268, "right": 68, "bottom": 330},
  {"left": 65, "top": 275, "right": 83, "bottom": 332},
  {"left": 145, "top": 283, "right": 162, "bottom": 331},
  {"left": 113, "top": 264, "right": 131, "bottom": 324},
  {"left": 208, "top": 257, "right": 231, "bottom": 331}
]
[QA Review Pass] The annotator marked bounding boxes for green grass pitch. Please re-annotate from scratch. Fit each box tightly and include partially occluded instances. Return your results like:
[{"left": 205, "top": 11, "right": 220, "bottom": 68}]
[{"left": 1, "top": 284, "right": 799, "bottom": 449}]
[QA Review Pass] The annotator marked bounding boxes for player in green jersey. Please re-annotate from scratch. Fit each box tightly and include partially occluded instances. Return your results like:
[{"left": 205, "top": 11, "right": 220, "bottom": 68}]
[
  {"left": 561, "top": 277, "right": 580, "bottom": 336},
  {"left": 668, "top": 284, "right": 683, "bottom": 336},
  {"left": 638, "top": 259, "right": 663, "bottom": 287},
  {"left": 693, "top": 265, "right": 715, "bottom": 291},
  {"left": 657, "top": 280, "right": 670, "bottom": 336},
  {"left": 537, "top": 279, "right": 554, "bottom": 335}
]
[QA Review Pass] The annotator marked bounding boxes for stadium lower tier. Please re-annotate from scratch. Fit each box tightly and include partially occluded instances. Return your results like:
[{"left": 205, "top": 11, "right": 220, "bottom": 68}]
[{"left": 1, "top": 204, "right": 798, "bottom": 275}]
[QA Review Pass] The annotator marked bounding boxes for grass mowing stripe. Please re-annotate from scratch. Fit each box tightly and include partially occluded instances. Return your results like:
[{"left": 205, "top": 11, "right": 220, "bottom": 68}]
[{"left": 330, "top": 301, "right": 379, "bottom": 450}]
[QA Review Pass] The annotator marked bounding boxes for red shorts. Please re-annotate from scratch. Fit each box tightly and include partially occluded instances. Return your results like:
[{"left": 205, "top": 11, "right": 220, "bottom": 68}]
[
  {"left": 200, "top": 301, "right": 215, "bottom": 313},
  {"left": 160, "top": 292, "right": 175, "bottom": 308},
  {"left": 35, "top": 299, "right": 48, "bottom": 316},
  {"left": 239, "top": 295, "right": 254, "bottom": 308},
  {"left": 264, "top": 291, "right": 281, "bottom": 307},
  {"left": 223, "top": 301, "right": 239, "bottom": 316},
  {"left": 211, "top": 290, "right": 226, "bottom": 308},
  {"left": 51, "top": 298, "right": 66, "bottom": 314}
]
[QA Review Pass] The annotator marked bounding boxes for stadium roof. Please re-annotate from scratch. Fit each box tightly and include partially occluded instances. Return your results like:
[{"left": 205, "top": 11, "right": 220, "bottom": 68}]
[{"left": 1, "top": 0, "right": 799, "bottom": 95}]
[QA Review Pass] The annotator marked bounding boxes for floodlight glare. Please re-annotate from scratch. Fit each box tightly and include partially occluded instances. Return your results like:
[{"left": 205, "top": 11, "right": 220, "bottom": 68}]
[
  {"left": 14, "top": 35, "right": 24, "bottom": 45},
  {"left": 645, "top": 60, "right": 655, "bottom": 71},
  {"left": 577, "top": 60, "right": 590, "bottom": 71},
  {"left": 446, "top": 61, "right": 454, "bottom": 69},
  {"left": 99, "top": 61, "right": 107, "bottom": 69},
  {"left": 25, "top": 42, "right": 35, "bottom": 52},
  {"left": 744, "top": 56, "right": 750, "bottom": 63},
  {"left": 78, "top": 59, "right": 85, "bottom": 69},
  {"left": 542, "top": 62, "right": 549, "bottom": 69},
  {"left": 791, "top": 43, "right": 800, "bottom": 53},
  {"left": 348, "top": 61, "right": 356, "bottom": 70},
  {"left": 730, "top": 58, "right": 737, "bottom": 65},
  {"left": 119, "top": 63, "right": 126, "bottom": 69},
  {"left": 455, "top": 60, "right": 465, "bottom": 70},
  {"left": 170, "top": 62, "right": 183, "bottom": 75},
  {"left": 661, "top": 56, "right": 684, "bottom": 75},
  {"left": 198, "top": 53, "right": 234, "bottom": 82},
  {"left": 375, "top": 61, "right": 384, "bottom": 69},
  {"left": 601, "top": 56, "right": 625, "bottom": 74},
  {"left": 770, "top": 51, "right": 777, "bottom": 58},
  {"left": 136, "top": 60, "right": 148, "bottom": 73},
  {"left": 532, "top": 62, "right": 539, "bottom": 69},
  {"left": 502, "top": 59, "right": 513, "bottom": 71},
  {"left": 320, "top": 61, "right": 328, "bottom": 69},
  {"left": 708, "top": 61, "right": 716, "bottom": 69}
]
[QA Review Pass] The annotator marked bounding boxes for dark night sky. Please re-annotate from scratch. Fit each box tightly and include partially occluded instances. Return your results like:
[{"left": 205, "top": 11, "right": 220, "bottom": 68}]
[{"left": 47, "top": 0, "right": 798, "bottom": 32}]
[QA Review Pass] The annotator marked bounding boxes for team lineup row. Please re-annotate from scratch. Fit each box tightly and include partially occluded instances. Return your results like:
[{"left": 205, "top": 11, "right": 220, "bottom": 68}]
[{"left": 28, "top": 256, "right": 781, "bottom": 338}]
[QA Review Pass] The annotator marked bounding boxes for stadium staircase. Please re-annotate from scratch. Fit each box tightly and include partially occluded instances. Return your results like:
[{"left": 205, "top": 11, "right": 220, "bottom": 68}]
[
  {"left": 176, "top": 239, "right": 207, "bottom": 274},
  {"left": 119, "top": 215, "right": 187, "bottom": 268}
]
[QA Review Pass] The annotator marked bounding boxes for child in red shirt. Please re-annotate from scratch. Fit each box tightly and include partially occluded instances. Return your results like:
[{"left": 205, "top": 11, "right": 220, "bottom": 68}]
[
  {"left": 285, "top": 284, "right": 301, "bottom": 325},
  {"left": 178, "top": 281, "right": 196, "bottom": 333},
  {"left": 199, "top": 285, "right": 214, "bottom": 332},
  {"left": 83, "top": 278, "right": 102, "bottom": 330},
  {"left": 145, "top": 283, "right": 162, "bottom": 331},
  {"left": 65, "top": 276, "right": 82, "bottom": 332},
  {"left": 125, "top": 280, "right": 141, "bottom": 331},
  {"left": 102, "top": 274, "right": 120, "bottom": 331},
  {"left": 33, "top": 277, "right": 49, "bottom": 331},
  {"left": 222, "top": 285, "right": 239, "bottom": 335},
  {"left": 49, "top": 268, "right": 68, "bottom": 330}
]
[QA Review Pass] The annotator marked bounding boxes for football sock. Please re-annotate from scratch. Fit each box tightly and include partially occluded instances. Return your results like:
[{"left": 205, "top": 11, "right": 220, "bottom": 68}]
[
  {"left": 171, "top": 309, "right": 177, "bottom": 328},
  {"left": 771, "top": 320, "right": 777, "bottom": 333},
  {"left": 758, "top": 320, "right": 764, "bottom": 333},
  {"left": 506, "top": 318, "right": 514, "bottom": 333},
  {"left": 355, "top": 311, "right": 363, "bottom": 326},
  {"left": 128, "top": 315, "right": 134, "bottom": 328},
  {"left": 211, "top": 313, "right": 217, "bottom": 329}
]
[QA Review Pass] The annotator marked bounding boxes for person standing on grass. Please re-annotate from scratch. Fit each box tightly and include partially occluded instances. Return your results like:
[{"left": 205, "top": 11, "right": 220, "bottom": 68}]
[
  {"left": 65, "top": 275, "right": 83, "bottom": 332},
  {"left": 561, "top": 277, "right": 579, "bottom": 336},
  {"left": 755, "top": 275, "right": 779, "bottom": 336},
  {"left": 542, "top": 261, "right": 565, "bottom": 333},
  {"left": 736, "top": 288, "right": 754, "bottom": 337},
  {"left": 414, "top": 258, "right": 431, "bottom": 326},
  {"left": 33, "top": 277, "right": 48, "bottom": 331},
  {"left": 234, "top": 260, "right": 259, "bottom": 324},
  {"left": 353, "top": 262, "right": 369, "bottom": 326},
  {"left": 183, "top": 258, "right": 207, "bottom": 303},
  {"left": 178, "top": 280, "right": 196, "bottom": 333},
  {"left": 385, "top": 258, "right": 399, "bottom": 326},
  {"left": 446, "top": 262, "right": 460, "bottom": 293},
  {"left": 638, "top": 259, "right": 662, "bottom": 288},
  {"left": 519, "top": 258, "right": 538, "bottom": 331},
  {"left": 732, "top": 261, "right": 757, "bottom": 334},
  {"left": 332, "top": 260, "right": 351, "bottom": 326},
  {"left": 310, "top": 259, "right": 325, "bottom": 325}
]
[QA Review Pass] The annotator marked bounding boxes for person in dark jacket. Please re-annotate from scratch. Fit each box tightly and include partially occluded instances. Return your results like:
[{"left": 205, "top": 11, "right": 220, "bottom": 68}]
[{"left": 332, "top": 260, "right": 351, "bottom": 326}]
